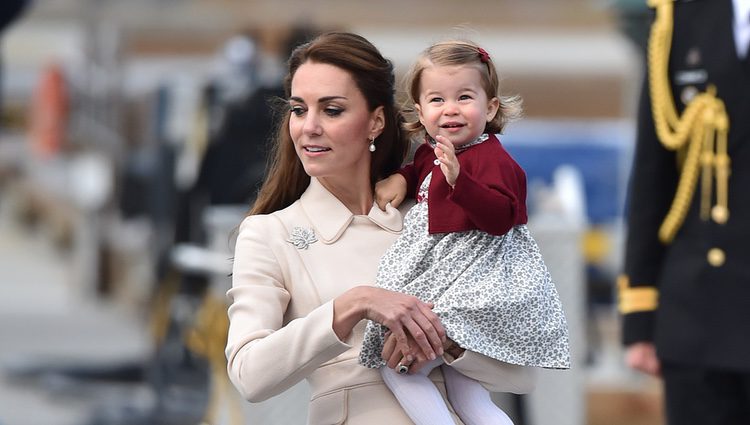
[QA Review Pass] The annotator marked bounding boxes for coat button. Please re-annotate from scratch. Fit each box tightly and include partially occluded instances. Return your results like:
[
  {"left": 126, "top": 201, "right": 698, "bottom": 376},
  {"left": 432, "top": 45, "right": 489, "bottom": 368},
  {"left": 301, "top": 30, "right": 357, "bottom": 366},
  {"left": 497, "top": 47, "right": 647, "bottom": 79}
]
[{"left": 707, "top": 248, "right": 725, "bottom": 267}]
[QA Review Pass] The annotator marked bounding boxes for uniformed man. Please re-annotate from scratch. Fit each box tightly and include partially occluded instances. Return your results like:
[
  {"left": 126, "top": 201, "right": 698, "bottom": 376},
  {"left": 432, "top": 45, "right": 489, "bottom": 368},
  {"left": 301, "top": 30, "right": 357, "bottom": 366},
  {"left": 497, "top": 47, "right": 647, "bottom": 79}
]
[{"left": 619, "top": 0, "right": 750, "bottom": 424}]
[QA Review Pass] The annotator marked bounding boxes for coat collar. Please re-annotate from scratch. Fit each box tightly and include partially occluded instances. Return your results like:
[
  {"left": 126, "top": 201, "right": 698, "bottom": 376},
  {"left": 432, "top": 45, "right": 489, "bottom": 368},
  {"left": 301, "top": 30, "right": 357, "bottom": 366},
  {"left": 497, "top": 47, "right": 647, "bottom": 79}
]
[{"left": 299, "top": 178, "right": 403, "bottom": 244}]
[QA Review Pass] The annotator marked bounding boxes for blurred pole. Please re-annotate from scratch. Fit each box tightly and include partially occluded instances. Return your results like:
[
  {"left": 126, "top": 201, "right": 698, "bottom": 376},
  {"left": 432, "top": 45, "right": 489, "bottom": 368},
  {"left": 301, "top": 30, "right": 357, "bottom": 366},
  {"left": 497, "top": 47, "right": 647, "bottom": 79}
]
[
  {"left": 68, "top": 0, "right": 124, "bottom": 296},
  {"left": 1, "top": 0, "right": 31, "bottom": 127},
  {"left": 525, "top": 219, "right": 587, "bottom": 425}
]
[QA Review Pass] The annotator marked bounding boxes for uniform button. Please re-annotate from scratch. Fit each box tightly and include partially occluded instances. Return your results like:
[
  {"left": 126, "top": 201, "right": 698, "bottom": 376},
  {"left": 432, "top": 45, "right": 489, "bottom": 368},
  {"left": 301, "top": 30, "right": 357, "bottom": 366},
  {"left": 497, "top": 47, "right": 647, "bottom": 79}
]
[
  {"left": 681, "top": 86, "right": 698, "bottom": 104},
  {"left": 711, "top": 205, "right": 729, "bottom": 224},
  {"left": 707, "top": 248, "right": 725, "bottom": 267}
]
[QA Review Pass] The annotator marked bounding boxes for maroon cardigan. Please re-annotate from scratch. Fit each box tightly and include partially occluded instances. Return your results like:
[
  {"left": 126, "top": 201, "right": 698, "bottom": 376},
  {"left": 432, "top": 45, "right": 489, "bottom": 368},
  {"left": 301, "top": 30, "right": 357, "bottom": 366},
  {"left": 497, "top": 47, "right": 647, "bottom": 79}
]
[{"left": 397, "top": 134, "right": 527, "bottom": 236}]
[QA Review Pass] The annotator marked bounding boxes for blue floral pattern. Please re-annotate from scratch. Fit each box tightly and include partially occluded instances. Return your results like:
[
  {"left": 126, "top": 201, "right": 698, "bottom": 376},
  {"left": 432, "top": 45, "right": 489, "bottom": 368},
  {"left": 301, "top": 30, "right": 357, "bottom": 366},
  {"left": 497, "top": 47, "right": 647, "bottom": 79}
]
[{"left": 360, "top": 173, "right": 570, "bottom": 369}]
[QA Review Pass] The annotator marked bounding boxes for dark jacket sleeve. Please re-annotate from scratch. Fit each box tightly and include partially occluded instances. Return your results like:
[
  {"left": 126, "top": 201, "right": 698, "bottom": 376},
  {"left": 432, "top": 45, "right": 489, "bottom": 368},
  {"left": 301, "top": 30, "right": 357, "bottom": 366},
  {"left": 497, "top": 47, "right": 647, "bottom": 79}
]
[
  {"left": 0, "top": 0, "right": 29, "bottom": 33},
  {"left": 620, "top": 75, "right": 679, "bottom": 345}
]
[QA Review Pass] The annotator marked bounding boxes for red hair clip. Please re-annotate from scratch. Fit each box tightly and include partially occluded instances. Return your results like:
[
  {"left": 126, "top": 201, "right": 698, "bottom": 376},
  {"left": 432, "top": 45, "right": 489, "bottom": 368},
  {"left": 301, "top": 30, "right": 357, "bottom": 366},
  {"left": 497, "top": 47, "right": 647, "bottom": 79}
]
[{"left": 477, "top": 47, "right": 490, "bottom": 63}]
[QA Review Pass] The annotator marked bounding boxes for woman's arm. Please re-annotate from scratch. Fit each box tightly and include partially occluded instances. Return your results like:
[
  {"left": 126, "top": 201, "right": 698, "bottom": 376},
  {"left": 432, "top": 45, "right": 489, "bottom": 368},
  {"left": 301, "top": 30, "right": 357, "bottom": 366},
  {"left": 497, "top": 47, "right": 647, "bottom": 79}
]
[
  {"left": 444, "top": 349, "right": 537, "bottom": 394},
  {"left": 334, "top": 285, "right": 446, "bottom": 362},
  {"left": 226, "top": 216, "right": 351, "bottom": 402},
  {"left": 381, "top": 333, "right": 536, "bottom": 394},
  {"left": 226, "top": 216, "right": 447, "bottom": 402}
]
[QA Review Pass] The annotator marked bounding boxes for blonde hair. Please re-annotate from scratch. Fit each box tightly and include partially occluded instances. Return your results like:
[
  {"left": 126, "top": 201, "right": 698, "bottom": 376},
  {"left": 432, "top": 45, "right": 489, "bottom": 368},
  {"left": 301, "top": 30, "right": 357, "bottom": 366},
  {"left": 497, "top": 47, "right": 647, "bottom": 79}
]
[{"left": 402, "top": 39, "right": 522, "bottom": 138}]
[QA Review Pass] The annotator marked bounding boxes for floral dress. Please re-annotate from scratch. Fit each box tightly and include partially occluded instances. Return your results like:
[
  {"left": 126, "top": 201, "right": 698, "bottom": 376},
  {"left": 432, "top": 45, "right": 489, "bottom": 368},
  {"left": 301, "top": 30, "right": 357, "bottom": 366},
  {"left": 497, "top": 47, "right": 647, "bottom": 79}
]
[{"left": 359, "top": 169, "right": 570, "bottom": 370}]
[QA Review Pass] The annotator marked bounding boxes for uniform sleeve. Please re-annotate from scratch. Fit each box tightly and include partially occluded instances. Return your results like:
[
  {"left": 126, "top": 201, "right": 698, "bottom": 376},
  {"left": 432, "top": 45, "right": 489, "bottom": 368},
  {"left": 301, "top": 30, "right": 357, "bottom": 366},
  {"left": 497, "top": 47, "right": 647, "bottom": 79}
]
[
  {"left": 619, "top": 75, "right": 679, "bottom": 346},
  {"left": 447, "top": 150, "right": 524, "bottom": 236},
  {"left": 444, "top": 350, "right": 537, "bottom": 394},
  {"left": 225, "top": 216, "right": 350, "bottom": 402}
]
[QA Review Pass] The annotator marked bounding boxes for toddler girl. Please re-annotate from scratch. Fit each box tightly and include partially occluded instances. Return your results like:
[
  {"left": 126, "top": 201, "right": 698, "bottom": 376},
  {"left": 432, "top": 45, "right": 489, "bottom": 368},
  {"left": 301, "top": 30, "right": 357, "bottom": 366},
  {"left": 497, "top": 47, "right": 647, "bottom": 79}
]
[{"left": 359, "top": 39, "right": 570, "bottom": 425}]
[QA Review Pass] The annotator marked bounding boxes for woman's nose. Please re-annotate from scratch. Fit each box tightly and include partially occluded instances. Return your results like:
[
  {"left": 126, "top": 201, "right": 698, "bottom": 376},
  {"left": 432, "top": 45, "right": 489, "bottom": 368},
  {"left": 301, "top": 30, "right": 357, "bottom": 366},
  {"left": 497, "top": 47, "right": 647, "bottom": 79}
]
[{"left": 302, "top": 113, "right": 322, "bottom": 136}]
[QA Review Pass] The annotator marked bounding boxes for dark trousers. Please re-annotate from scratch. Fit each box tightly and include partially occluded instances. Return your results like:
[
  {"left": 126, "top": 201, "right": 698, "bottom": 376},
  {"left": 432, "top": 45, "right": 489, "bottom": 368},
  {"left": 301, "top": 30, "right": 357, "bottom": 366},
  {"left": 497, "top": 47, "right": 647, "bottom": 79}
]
[{"left": 662, "top": 361, "right": 750, "bottom": 425}]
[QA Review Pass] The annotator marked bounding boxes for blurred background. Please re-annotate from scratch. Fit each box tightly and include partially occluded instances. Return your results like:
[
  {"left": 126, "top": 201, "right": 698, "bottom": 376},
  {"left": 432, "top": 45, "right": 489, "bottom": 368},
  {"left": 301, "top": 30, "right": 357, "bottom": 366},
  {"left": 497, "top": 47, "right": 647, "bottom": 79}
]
[{"left": 0, "top": 1, "right": 662, "bottom": 424}]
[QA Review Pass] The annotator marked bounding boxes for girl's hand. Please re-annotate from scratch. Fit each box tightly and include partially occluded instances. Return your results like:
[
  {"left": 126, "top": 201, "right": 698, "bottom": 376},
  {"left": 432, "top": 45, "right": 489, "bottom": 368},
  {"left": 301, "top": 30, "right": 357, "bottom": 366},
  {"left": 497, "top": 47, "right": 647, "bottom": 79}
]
[
  {"left": 433, "top": 135, "right": 459, "bottom": 188},
  {"left": 375, "top": 174, "right": 407, "bottom": 210},
  {"left": 442, "top": 338, "right": 465, "bottom": 359}
]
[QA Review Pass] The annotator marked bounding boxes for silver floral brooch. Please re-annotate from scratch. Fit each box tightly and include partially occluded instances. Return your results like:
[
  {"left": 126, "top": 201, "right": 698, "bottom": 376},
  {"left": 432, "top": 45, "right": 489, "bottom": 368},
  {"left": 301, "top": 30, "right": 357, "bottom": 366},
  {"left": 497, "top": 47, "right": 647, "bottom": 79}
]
[{"left": 287, "top": 226, "right": 317, "bottom": 250}]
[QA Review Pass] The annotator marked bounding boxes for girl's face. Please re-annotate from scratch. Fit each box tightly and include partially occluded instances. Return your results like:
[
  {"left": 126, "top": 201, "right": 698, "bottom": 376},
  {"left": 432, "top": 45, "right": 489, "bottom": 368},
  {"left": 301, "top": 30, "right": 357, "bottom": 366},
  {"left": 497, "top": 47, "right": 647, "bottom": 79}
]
[
  {"left": 415, "top": 64, "right": 499, "bottom": 146},
  {"left": 289, "top": 61, "right": 383, "bottom": 182}
]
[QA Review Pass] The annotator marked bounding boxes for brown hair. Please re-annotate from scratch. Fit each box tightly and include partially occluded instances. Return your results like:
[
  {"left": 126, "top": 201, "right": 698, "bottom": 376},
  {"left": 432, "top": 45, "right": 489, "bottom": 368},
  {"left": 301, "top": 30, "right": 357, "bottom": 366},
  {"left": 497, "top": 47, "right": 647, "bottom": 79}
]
[
  {"left": 402, "top": 39, "right": 522, "bottom": 138},
  {"left": 250, "top": 32, "right": 408, "bottom": 215}
]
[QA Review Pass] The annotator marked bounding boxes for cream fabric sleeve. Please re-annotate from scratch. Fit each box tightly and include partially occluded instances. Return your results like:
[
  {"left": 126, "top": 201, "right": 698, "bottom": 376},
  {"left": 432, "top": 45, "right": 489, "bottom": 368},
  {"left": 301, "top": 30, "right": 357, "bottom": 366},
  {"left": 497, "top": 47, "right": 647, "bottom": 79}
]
[
  {"left": 445, "top": 350, "right": 537, "bottom": 394},
  {"left": 225, "top": 215, "right": 351, "bottom": 402}
]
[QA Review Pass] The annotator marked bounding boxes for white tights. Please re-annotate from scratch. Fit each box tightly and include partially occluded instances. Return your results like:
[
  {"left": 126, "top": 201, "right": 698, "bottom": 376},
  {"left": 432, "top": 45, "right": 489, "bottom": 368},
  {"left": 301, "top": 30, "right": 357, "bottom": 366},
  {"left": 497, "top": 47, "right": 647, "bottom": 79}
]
[{"left": 381, "top": 358, "right": 514, "bottom": 425}]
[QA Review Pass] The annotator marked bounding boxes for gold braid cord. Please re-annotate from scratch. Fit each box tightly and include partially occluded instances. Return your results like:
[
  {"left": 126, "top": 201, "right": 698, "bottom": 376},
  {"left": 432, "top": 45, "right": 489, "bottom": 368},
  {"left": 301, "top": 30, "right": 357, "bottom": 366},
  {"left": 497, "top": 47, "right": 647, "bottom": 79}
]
[
  {"left": 647, "top": 0, "right": 730, "bottom": 244},
  {"left": 186, "top": 293, "right": 245, "bottom": 425},
  {"left": 618, "top": 275, "right": 658, "bottom": 314}
]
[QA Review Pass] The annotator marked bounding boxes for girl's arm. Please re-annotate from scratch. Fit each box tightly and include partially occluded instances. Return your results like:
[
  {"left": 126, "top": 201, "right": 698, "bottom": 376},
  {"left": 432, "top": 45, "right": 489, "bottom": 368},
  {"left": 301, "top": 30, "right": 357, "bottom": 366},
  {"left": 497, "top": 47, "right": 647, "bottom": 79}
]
[
  {"left": 431, "top": 135, "right": 523, "bottom": 236},
  {"left": 374, "top": 173, "right": 408, "bottom": 210},
  {"left": 449, "top": 169, "right": 522, "bottom": 236},
  {"left": 448, "top": 145, "right": 525, "bottom": 236},
  {"left": 376, "top": 142, "right": 437, "bottom": 210}
]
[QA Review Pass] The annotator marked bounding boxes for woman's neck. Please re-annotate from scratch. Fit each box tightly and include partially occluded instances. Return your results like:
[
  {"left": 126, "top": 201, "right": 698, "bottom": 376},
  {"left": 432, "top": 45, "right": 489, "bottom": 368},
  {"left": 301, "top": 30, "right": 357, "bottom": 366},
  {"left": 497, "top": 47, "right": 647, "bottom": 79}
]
[{"left": 317, "top": 176, "right": 373, "bottom": 215}]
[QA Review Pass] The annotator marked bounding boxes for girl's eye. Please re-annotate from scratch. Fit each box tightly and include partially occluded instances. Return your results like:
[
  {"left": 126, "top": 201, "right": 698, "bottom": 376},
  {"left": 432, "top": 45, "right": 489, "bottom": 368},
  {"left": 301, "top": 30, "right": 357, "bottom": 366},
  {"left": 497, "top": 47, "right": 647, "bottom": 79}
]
[
  {"left": 459, "top": 94, "right": 472, "bottom": 101},
  {"left": 428, "top": 97, "right": 444, "bottom": 103},
  {"left": 290, "top": 105, "right": 305, "bottom": 116},
  {"left": 324, "top": 107, "right": 343, "bottom": 117}
]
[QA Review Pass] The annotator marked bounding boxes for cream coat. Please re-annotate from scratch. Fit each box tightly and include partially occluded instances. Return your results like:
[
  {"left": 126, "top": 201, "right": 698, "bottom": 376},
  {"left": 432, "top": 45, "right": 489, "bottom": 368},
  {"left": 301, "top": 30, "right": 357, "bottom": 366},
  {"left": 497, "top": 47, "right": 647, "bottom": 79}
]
[{"left": 226, "top": 178, "right": 536, "bottom": 425}]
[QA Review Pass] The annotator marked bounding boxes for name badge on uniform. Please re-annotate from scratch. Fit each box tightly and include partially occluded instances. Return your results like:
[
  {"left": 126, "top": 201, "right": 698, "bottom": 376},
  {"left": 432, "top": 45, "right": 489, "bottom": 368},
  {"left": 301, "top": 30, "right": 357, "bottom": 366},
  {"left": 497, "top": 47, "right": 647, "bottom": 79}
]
[{"left": 674, "top": 69, "right": 708, "bottom": 85}]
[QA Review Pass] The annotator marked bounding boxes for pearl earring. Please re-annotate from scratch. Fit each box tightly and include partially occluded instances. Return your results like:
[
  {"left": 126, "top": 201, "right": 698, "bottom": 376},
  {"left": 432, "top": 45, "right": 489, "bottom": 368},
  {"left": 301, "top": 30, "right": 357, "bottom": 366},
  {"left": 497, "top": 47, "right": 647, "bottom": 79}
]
[{"left": 368, "top": 137, "right": 376, "bottom": 152}]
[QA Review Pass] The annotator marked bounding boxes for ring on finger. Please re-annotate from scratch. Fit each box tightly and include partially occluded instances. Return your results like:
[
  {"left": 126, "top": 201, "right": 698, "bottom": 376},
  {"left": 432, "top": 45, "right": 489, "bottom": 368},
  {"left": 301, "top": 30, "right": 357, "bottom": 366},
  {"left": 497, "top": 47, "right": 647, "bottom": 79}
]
[{"left": 396, "top": 363, "right": 409, "bottom": 374}]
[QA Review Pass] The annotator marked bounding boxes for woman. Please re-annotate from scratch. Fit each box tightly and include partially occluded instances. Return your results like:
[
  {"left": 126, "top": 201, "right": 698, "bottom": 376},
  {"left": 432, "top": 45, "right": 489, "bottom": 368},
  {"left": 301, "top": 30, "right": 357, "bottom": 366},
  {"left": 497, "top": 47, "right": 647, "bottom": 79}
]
[{"left": 225, "top": 31, "right": 535, "bottom": 424}]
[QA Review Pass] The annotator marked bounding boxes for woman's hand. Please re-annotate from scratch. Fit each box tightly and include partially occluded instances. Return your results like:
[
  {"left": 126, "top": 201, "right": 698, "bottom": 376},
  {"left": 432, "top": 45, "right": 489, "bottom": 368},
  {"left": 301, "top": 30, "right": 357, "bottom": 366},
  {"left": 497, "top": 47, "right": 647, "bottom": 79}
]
[
  {"left": 381, "top": 331, "right": 432, "bottom": 374},
  {"left": 381, "top": 334, "right": 465, "bottom": 375},
  {"left": 335, "top": 286, "right": 445, "bottom": 362},
  {"left": 365, "top": 287, "right": 446, "bottom": 363},
  {"left": 374, "top": 174, "right": 407, "bottom": 210},
  {"left": 625, "top": 342, "right": 661, "bottom": 377},
  {"left": 433, "top": 135, "right": 459, "bottom": 188}
]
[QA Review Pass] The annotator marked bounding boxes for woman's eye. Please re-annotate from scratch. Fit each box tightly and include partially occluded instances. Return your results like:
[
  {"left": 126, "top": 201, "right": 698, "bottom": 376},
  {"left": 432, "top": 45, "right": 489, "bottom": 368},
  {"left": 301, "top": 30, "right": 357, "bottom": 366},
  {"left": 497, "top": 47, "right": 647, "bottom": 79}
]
[
  {"left": 324, "top": 108, "right": 343, "bottom": 117},
  {"left": 290, "top": 105, "right": 305, "bottom": 116}
]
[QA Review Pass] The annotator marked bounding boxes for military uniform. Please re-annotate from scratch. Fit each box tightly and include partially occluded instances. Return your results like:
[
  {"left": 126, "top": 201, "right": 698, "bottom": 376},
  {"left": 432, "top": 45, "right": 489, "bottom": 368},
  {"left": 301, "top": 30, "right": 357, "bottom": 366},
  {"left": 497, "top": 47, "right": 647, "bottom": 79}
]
[{"left": 620, "top": 0, "right": 750, "bottom": 423}]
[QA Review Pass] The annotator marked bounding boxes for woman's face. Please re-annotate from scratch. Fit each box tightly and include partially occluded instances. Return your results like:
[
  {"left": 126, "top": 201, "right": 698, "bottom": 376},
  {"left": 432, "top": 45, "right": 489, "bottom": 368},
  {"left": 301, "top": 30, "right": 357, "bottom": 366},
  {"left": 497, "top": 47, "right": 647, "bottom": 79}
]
[{"left": 288, "top": 61, "right": 383, "bottom": 182}]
